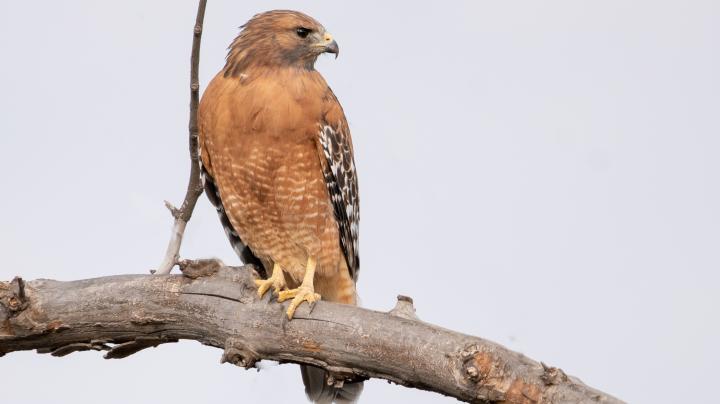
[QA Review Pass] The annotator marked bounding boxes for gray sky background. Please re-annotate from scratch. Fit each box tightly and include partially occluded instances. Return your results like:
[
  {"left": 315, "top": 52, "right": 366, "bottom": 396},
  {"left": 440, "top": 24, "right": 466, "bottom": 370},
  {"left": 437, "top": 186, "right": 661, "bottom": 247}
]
[{"left": 1, "top": 1, "right": 718, "bottom": 403}]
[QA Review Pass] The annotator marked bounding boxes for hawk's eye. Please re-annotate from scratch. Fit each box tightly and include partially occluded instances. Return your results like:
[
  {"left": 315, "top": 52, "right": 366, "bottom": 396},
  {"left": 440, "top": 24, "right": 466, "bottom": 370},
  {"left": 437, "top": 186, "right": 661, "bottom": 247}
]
[{"left": 296, "top": 27, "right": 311, "bottom": 38}]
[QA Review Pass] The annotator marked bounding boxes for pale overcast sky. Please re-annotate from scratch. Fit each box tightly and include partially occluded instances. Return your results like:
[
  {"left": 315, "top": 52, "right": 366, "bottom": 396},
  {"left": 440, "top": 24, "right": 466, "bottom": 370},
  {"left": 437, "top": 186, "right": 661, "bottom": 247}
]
[{"left": 1, "top": 1, "right": 719, "bottom": 403}]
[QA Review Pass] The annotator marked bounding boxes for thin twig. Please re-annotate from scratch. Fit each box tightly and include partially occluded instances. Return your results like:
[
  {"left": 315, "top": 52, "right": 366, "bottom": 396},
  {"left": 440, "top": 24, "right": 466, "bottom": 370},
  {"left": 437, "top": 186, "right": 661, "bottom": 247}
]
[{"left": 155, "top": 0, "right": 208, "bottom": 274}]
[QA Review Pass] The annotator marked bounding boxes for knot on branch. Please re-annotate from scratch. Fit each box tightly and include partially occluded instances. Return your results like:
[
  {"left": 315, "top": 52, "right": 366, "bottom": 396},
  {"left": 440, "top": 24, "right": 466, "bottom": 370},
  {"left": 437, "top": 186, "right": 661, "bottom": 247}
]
[
  {"left": 221, "top": 338, "right": 260, "bottom": 369},
  {"left": 178, "top": 258, "right": 224, "bottom": 279},
  {"left": 459, "top": 344, "right": 508, "bottom": 402},
  {"left": 540, "top": 362, "right": 569, "bottom": 386},
  {"left": 459, "top": 344, "right": 545, "bottom": 403},
  {"left": 0, "top": 277, "right": 29, "bottom": 325},
  {"left": 389, "top": 295, "right": 419, "bottom": 320},
  {"left": 460, "top": 344, "right": 487, "bottom": 384}
]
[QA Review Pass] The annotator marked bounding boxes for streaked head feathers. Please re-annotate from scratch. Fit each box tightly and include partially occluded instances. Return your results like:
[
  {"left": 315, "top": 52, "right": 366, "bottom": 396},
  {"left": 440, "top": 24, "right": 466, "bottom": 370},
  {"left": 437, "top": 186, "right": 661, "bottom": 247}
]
[{"left": 224, "top": 10, "right": 339, "bottom": 77}]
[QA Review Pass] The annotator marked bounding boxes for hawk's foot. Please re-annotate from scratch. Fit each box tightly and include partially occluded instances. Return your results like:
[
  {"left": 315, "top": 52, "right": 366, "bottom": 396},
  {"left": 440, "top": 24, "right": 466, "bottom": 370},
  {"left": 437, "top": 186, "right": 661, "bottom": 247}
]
[
  {"left": 254, "top": 263, "right": 287, "bottom": 298},
  {"left": 277, "top": 285, "right": 321, "bottom": 319}
]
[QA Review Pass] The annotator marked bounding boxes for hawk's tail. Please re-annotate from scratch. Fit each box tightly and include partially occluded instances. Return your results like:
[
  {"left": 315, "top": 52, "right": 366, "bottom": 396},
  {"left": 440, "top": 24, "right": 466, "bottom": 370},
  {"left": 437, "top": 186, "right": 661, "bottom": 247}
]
[
  {"left": 301, "top": 276, "right": 363, "bottom": 403},
  {"left": 301, "top": 365, "right": 364, "bottom": 404}
]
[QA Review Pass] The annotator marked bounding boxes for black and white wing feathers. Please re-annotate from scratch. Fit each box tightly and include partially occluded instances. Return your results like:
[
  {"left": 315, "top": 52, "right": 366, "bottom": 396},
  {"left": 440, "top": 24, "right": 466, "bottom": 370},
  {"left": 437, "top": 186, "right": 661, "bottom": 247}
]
[{"left": 318, "top": 123, "right": 360, "bottom": 280}]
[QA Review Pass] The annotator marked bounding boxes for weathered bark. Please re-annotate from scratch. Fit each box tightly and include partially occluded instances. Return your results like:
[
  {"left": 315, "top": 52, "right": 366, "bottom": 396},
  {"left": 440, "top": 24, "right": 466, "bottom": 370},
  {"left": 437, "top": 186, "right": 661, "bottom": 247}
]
[{"left": 0, "top": 262, "right": 622, "bottom": 403}]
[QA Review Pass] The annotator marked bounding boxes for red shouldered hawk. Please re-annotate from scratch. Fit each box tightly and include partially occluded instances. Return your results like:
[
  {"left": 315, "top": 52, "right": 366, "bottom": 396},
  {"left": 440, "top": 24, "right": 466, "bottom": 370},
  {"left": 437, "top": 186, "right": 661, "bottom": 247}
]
[{"left": 198, "top": 10, "right": 362, "bottom": 402}]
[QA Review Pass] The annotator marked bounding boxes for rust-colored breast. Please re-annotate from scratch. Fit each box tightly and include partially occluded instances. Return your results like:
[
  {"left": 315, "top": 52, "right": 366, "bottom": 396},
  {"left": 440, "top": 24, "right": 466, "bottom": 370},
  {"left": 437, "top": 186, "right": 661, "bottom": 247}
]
[{"left": 199, "top": 68, "right": 355, "bottom": 303}]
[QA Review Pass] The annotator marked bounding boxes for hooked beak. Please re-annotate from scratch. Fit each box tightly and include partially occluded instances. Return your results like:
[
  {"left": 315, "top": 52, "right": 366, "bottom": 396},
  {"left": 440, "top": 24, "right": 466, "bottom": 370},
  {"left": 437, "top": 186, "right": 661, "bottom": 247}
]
[{"left": 320, "top": 32, "right": 339, "bottom": 58}]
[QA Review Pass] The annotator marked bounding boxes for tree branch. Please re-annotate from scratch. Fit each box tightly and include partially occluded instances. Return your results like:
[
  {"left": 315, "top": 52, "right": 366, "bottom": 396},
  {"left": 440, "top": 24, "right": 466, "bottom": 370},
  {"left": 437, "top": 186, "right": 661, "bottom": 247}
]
[
  {"left": 0, "top": 263, "right": 623, "bottom": 404},
  {"left": 155, "top": 0, "right": 208, "bottom": 275}
]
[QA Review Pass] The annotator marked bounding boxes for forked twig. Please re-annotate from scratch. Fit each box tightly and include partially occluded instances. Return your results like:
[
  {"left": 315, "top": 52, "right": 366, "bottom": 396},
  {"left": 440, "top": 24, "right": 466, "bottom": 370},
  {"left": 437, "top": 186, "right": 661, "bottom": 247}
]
[{"left": 155, "top": 0, "right": 208, "bottom": 274}]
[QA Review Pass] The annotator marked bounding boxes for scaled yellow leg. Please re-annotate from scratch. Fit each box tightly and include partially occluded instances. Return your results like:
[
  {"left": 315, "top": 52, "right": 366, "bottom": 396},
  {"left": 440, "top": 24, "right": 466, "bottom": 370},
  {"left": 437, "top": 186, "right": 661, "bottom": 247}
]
[{"left": 254, "top": 263, "right": 287, "bottom": 298}]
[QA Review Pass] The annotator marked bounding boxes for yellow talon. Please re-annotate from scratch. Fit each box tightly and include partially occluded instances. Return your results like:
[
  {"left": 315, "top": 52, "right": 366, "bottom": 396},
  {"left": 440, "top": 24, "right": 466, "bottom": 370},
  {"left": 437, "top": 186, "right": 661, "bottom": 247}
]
[
  {"left": 254, "top": 263, "right": 287, "bottom": 298},
  {"left": 278, "top": 286, "right": 321, "bottom": 319},
  {"left": 278, "top": 256, "right": 320, "bottom": 319}
]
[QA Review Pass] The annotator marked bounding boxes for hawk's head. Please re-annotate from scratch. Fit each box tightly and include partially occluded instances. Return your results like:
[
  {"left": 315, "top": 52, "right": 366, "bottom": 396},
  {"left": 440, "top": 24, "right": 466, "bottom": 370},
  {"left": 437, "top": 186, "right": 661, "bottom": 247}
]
[{"left": 224, "top": 10, "right": 339, "bottom": 77}]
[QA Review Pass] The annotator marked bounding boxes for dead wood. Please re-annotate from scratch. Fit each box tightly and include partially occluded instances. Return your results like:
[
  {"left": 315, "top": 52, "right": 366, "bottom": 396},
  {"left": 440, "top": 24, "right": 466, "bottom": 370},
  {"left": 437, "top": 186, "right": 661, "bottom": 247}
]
[{"left": 0, "top": 263, "right": 623, "bottom": 404}]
